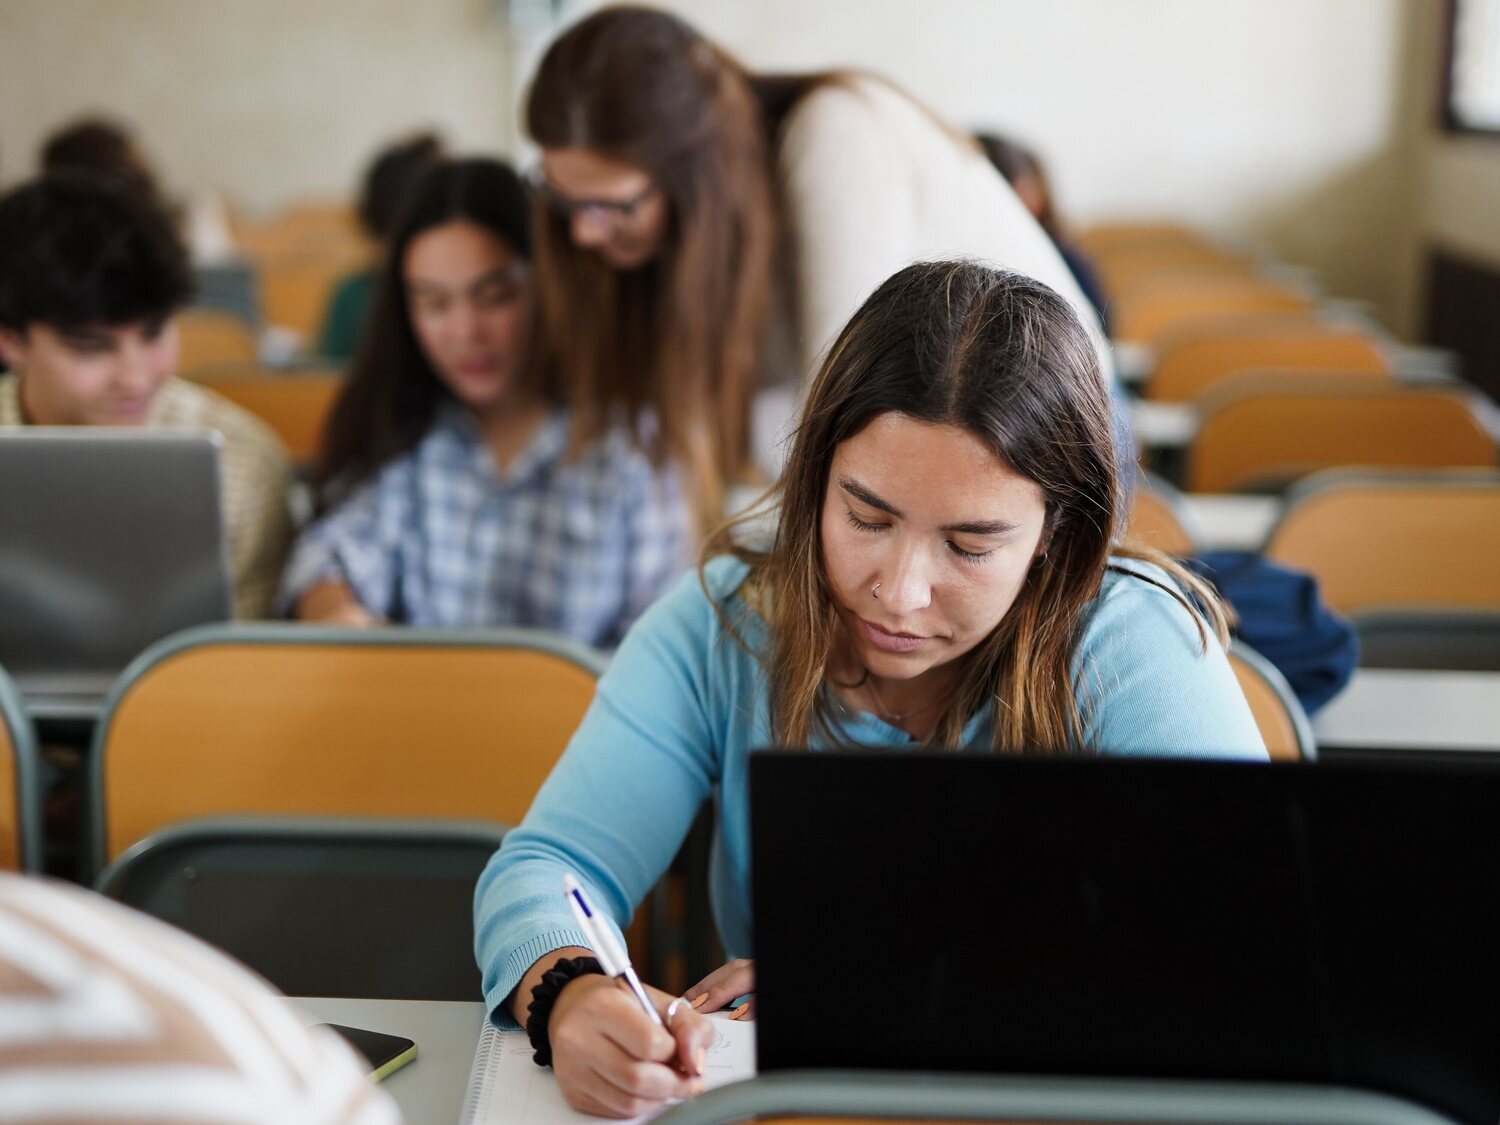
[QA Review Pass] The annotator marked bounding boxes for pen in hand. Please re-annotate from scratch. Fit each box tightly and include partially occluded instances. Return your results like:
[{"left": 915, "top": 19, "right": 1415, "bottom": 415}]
[{"left": 563, "top": 873, "right": 664, "bottom": 1028}]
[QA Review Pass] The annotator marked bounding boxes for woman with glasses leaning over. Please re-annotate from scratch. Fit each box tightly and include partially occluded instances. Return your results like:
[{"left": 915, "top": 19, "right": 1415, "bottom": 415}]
[
  {"left": 475, "top": 261, "right": 1264, "bottom": 1119},
  {"left": 278, "top": 157, "right": 691, "bottom": 647},
  {"left": 523, "top": 5, "right": 1115, "bottom": 523}
]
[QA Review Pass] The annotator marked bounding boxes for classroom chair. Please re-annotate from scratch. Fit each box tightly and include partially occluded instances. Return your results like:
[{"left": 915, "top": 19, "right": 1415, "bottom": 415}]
[
  {"left": 0, "top": 664, "right": 42, "bottom": 873},
  {"left": 1354, "top": 610, "right": 1500, "bottom": 672},
  {"left": 259, "top": 255, "right": 365, "bottom": 343},
  {"left": 1123, "top": 471, "right": 1198, "bottom": 555},
  {"left": 235, "top": 200, "right": 363, "bottom": 260},
  {"left": 1113, "top": 278, "right": 1313, "bottom": 346},
  {"left": 236, "top": 201, "right": 369, "bottom": 345},
  {"left": 652, "top": 1069, "right": 1458, "bottom": 1125},
  {"left": 1264, "top": 470, "right": 1500, "bottom": 616},
  {"left": 175, "top": 309, "right": 258, "bottom": 369},
  {"left": 96, "top": 816, "right": 504, "bottom": 1000},
  {"left": 1077, "top": 221, "right": 1223, "bottom": 256},
  {"left": 1097, "top": 260, "right": 1262, "bottom": 307},
  {"left": 185, "top": 364, "right": 342, "bottom": 466},
  {"left": 1185, "top": 385, "right": 1497, "bottom": 493},
  {"left": 1228, "top": 641, "right": 1316, "bottom": 762},
  {"left": 1145, "top": 325, "right": 1391, "bottom": 402},
  {"left": 87, "top": 623, "right": 607, "bottom": 877}
]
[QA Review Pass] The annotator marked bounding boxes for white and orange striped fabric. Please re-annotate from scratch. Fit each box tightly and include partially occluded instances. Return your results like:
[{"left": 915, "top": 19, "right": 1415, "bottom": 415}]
[{"left": 0, "top": 874, "right": 400, "bottom": 1124}]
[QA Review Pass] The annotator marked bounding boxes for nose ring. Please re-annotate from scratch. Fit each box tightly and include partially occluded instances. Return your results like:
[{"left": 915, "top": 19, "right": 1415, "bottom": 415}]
[{"left": 871, "top": 583, "right": 881, "bottom": 599}]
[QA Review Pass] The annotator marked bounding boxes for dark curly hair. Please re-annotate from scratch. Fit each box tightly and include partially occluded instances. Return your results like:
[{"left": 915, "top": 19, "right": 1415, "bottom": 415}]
[{"left": 0, "top": 173, "right": 194, "bottom": 334}]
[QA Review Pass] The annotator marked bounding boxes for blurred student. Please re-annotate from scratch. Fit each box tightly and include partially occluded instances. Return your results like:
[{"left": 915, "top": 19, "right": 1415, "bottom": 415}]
[
  {"left": 318, "top": 132, "right": 446, "bottom": 363},
  {"left": 0, "top": 174, "right": 293, "bottom": 618},
  {"left": 0, "top": 873, "right": 399, "bottom": 1124},
  {"left": 976, "top": 132, "right": 1109, "bottom": 332},
  {"left": 279, "top": 158, "right": 691, "bottom": 646},
  {"left": 41, "top": 115, "right": 238, "bottom": 265},
  {"left": 475, "top": 262, "right": 1262, "bottom": 1118},
  {"left": 525, "top": 5, "right": 1113, "bottom": 517}
]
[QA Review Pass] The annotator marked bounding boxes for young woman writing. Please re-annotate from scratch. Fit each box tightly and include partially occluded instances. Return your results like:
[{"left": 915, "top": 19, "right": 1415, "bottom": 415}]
[{"left": 474, "top": 261, "right": 1263, "bottom": 1118}]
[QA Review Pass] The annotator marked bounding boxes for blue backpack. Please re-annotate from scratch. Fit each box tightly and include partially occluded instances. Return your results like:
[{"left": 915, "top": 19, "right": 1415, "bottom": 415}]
[{"left": 1185, "top": 551, "right": 1358, "bottom": 715}]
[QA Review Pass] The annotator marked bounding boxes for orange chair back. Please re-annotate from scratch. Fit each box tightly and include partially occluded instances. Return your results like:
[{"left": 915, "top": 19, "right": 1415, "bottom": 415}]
[
  {"left": 1125, "top": 486, "right": 1196, "bottom": 555},
  {"left": 1077, "top": 221, "right": 1218, "bottom": 254},
  {"left": 1265, "top": 474, "right": 1500, "bottom": 616},
  {"left": 1187, "top": 389, "right": 1496, "bottom": 493},
  {"left": 93, "top": 629, "right": 605, "bottom": 867},
  {"left": 0, "top": 669, "right": 37, "bottom": 872},
  {"left": 1148, "top": 329, "right": 1391, "bottom": 402},
  {"left": 189, "top": 368, "right": 342, "bottom": 465},
  {"left": 1227, "top": 647, "right": 1311, "bottom": 761},
  {"left": 0, "top": 706, "right": 22, "bottom": 872},
  {"left": 259, "top": 257, "right": 363, "bottom": 341},
  {"left": 236, "top": 201, "right": 369, "bottom": 343},
  {"left": 176, "top": 311, "right": 258, "bottom": 370},
  {"left": 1115, "top": 280, "right": 1312, "bottom": 346}
]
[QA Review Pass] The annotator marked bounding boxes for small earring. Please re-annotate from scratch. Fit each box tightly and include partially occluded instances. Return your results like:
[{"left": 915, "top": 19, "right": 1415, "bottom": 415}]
[{"left": 871, "top": 583, "right": 881, "bottom": 599}]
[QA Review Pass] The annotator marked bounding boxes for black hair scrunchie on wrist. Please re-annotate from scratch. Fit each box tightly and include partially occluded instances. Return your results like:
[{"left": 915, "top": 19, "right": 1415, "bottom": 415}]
[{"left": 525, "top": 955, "right": 605, "bottom": 1067}]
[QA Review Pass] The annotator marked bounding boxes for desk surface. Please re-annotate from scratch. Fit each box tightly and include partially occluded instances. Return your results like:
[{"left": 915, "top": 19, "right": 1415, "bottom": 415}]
[
  {"left": 1314, "top": 668, "right": 1500, "bottom": 752},
  {"left": 1179, "top": 493, "right": 1282, "bottom": 552},
  {"left": 297, "top": 996, "right": 486, "bottom": 1124}
]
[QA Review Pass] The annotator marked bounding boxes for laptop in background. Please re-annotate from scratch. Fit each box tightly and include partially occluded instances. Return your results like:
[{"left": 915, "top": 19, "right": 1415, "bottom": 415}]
[
  {"left": 749, "top": 752, "right": 1500, "bottom": 1125},
  {"left": 0, "top": 428, "right": 232, "bottom": 719}
]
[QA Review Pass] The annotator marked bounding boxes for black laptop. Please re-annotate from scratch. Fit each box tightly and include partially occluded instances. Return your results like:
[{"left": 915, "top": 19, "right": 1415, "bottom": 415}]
[{"left": 749, "top": 752, "right": 1500, "bottom": 1125}]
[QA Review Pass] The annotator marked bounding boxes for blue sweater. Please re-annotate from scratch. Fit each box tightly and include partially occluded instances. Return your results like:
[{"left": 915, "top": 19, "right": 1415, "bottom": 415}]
[{"left": 474, "top": 555, "right": 1267, "bottom": 1024}]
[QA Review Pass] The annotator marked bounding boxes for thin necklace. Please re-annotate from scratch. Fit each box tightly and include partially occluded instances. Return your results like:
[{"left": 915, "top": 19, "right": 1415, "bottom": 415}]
[{"left": 830, "top": 672, "right": 945, "bottom": 726}]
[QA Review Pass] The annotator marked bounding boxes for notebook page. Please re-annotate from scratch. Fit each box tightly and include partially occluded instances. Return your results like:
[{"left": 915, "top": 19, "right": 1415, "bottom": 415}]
[{"left": 462, "top": 1012, "right": 755, "bottom": 1125}]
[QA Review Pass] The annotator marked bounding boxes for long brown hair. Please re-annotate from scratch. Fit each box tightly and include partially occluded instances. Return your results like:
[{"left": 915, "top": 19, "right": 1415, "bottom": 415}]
[
  {"left": 709, "top": 260, "right": 1229, "bottom": 752},
  {"left": 313, "top": 158, "right": 539, "bottom": 511},
  {"left": 527, "top": 6, "right": 839, "bottom": 519}
]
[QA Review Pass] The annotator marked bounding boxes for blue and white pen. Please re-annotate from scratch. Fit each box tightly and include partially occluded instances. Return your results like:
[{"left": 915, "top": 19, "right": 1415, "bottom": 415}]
[{"left": 563, "top": 873, "right": 663, "bottom": 1027}]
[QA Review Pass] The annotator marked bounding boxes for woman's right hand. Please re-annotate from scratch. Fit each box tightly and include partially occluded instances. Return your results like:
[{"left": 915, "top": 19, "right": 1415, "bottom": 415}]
[
  {"left": 549, "top": 975, "right": 716, "bottom": 1119},
  {"left": 295, "top": 580, "right": 383, "bottom": 626}
]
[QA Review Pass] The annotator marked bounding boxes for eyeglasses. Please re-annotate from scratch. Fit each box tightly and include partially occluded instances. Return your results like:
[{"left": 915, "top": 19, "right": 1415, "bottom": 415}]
[{"left": 526, "top": 167, "right": 659, "bottom": 230}]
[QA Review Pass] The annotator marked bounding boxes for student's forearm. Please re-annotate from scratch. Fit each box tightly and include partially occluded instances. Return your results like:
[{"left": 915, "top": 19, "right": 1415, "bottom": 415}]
[
  {"left": 508, "top": 946, "right": 598, "bottom": 1026},
  {"left": 294, "top": 579, "right": 380, "bottom": 625}
]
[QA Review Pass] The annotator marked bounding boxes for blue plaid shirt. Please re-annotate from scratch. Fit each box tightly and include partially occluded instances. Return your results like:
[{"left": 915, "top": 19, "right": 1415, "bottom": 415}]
[{"left": 278, "top": 403, "right": 692, "bottom": 647}]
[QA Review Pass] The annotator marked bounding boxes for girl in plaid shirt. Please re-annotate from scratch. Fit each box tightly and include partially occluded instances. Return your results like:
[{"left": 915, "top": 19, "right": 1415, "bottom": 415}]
[{"left": 279, "top": 158, "right": 692, "bottom": 647}]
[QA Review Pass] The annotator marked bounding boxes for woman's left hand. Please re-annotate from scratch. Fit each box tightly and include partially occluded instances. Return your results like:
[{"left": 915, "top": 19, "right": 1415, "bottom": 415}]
[{"left": 683, "top": 958, "right": 755, "bottom": 1019}]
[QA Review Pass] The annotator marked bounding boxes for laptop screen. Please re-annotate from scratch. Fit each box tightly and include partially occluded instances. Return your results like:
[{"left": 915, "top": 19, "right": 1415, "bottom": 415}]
[
  {"left": 0, "top": 428, "right": 231, "bottom": 708},
  {"left": 749, "top": 752, "right": 1500, "bottom": 1124}
]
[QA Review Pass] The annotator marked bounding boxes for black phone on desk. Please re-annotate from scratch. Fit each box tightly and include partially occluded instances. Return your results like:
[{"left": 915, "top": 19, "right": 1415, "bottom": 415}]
[{"left": 321, "top": 1023, "right": 417, "bottom": 1081}]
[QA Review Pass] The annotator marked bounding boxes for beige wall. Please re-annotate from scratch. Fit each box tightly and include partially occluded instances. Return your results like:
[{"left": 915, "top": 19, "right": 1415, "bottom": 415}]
[
  {"left": 0, "top": 0, "right": 1448, "bottom": 332},
  {"left": 0, "top": 0, "right": 515, "bottom": 214},
  {"left": 626, "top": 0, "right": 1417, "bottom": 329},
  {"left": 1425, "top": 141, "right": 1500, "bottom": 265}
]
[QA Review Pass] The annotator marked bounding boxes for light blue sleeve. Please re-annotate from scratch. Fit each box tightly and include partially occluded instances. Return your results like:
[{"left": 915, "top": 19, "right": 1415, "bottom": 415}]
[
  {"left": 473, "top": 567, "right": 726, "bottom": 1026},
  {"left": 273, "top": 474, "right": 402, "bottom": 619},
  {"left": 1075, "top": 563, "right": 1268, "bottom": 760}
]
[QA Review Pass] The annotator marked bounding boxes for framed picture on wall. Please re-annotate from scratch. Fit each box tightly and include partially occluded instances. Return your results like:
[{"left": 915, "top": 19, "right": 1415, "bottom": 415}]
[{"left": 1443, "top": 0, "right": 1500, "bottom": 134}]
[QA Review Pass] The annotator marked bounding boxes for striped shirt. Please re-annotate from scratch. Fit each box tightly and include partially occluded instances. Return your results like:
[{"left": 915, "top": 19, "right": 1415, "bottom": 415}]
[
  {"left": 0, "top": 874, "right": 400, "bottom": 1124},
  {"left": 278, "top": 403, "right": 692, "bottom": 648},
  {"left": 0, "top": 374, "right": 293, "bottom": 620}
]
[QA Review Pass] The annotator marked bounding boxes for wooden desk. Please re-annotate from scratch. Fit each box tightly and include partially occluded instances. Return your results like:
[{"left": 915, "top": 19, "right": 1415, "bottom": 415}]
[
  {"left": 297, "top": 996, "right": 486, "bottom": 1124},
  {"left": 1314, "top": 669, "right": 1500, "bottom": 753}
]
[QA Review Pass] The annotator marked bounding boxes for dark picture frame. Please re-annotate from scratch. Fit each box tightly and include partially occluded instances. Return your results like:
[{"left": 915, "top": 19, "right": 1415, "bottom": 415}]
[{"left": 1441, "top": 0, "right": 1500, "bottom": 136}]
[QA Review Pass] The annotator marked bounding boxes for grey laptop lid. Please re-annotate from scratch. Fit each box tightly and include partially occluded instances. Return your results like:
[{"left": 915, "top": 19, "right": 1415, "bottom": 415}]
[{"left": 0, "top": 428, "right": 232, "bottom": 716}]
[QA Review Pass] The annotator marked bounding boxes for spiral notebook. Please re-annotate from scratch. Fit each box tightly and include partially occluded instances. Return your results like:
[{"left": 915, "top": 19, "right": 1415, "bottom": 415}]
[{"left": 461, "top": 1012, "right": 756, "bottom": 1125}]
